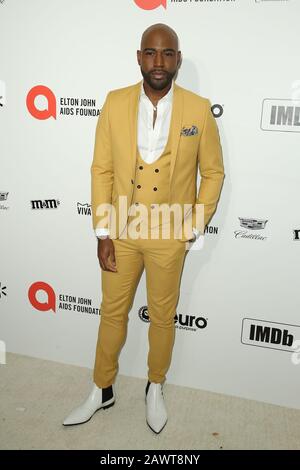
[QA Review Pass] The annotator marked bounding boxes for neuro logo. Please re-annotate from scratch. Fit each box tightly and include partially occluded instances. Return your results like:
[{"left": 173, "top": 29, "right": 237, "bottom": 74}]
[
  {"left": 138, "top": 305, "right": 150, "bottom": 323},
  {"left": 28, "top": 281, "right": 56, "bottom": 313},
  {"left": 138, "top": 305, "right": 207, "bottom": 331},
  {"left": 26, "top": 85, "right": 57, "bottom": 120},
  {"left": 134, "top": 0, "right": 167, "bottom": 10}
]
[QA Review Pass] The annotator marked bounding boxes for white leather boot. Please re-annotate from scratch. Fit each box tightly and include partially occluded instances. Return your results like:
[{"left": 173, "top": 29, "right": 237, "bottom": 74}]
[
  {"left": 63, "top": 383, "right": 115, "bottom": 426},
  {"left": 145, "top": 381, "right": 168, "bottom": 434}
]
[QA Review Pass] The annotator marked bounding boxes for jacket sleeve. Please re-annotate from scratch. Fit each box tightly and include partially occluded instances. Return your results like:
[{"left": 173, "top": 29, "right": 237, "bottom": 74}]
[
  {"left": 90, "top": 91, "right": 114, "bottom": 232},
  {"left": 192, "top": 98, "right": 225, "bottom": 235}
]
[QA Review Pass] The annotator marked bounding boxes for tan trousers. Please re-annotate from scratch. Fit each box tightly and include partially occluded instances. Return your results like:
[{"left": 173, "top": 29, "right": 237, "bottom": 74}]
[{"left": 93, "top": 235, "right": 187, "bottom": 387}]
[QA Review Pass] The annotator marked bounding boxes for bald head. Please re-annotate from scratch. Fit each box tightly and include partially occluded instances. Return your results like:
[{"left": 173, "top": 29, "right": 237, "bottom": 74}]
[
  {"left": 137, "top": 23, "right": 181, "bottom": 92},
  {"left": 140, "top": 23, "right": 179, "bottom": 51}
]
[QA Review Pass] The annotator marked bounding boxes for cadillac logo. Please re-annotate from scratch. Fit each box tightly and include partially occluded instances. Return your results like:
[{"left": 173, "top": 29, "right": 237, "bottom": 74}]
[{"left": 238, "top": 218, "right": 268, "bottom": 230}]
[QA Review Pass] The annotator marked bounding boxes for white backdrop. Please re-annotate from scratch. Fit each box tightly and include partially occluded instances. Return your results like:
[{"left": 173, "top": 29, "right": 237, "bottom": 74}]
[{"left": 1, "top": 0, "right": 300, "bottom": 410}]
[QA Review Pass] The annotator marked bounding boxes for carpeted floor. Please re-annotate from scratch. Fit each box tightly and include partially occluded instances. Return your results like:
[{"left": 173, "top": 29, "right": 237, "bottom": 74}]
[{"left": 0, "top": 353, "right": 299, "bottom": 450}]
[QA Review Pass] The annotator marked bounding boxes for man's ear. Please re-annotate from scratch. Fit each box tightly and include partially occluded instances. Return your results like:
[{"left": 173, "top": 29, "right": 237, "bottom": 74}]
[
  {"left": 177, "top": 51, "right": 182, "bottom": 68},
  {"left": 137, "top": 50, "right": 141, "bottom": 66}
]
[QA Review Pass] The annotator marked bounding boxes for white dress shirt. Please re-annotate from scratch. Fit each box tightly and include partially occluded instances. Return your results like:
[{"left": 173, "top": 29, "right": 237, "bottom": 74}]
[
  {"left": 96, "top": 80, "right": 200, "bottom": 240},
  {"left": 138, "top": 78, "right": 173, "bottom": 163}
]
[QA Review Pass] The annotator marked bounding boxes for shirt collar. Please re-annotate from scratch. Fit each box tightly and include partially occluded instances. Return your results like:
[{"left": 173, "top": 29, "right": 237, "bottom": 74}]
[{"left": 140, "top": 79, "right": 174, "bottom": 104}]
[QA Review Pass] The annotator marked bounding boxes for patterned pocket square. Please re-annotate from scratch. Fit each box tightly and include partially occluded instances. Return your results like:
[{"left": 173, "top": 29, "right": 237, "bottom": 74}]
[{"left": 180, "top": 125, "right": 199, "bottom": 136}]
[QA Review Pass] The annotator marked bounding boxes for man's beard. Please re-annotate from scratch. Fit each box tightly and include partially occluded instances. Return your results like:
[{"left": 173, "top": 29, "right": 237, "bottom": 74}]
[{"left": 141, "top": 68, "right": 176, "bottom": 91}]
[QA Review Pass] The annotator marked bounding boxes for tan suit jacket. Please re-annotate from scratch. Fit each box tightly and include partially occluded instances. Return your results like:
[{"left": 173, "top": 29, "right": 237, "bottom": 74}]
[{"left": 91, "top": 80, "right": 225, "bottom": 241}]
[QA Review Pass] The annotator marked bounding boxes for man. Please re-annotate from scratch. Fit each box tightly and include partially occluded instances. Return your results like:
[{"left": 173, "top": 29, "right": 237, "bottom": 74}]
[{"left": 63, "top": 23, "right": 225, "bottom": 434}]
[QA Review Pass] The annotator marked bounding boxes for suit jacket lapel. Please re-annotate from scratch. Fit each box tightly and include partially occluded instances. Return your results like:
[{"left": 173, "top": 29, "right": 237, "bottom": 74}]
[
  {"left": 169, "top": 82, "right": 183, "bottom": 194},
  {"left": 128, "top": 79, "right": 184, "bottom": 189},
  {"left": 128, "top": 80, "right": 142, "bottom": 177}
]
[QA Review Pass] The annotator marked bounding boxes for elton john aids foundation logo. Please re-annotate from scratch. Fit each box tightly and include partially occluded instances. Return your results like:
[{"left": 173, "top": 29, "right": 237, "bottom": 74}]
[
  {"left": 28, "top": 281, "right": 56, "bottom": 313},
  {"left": 26, "top": 85, "right": 56, "bottom": 120},
  {"left": 134, "top": 0, "right": 166, "bottom": 10}
]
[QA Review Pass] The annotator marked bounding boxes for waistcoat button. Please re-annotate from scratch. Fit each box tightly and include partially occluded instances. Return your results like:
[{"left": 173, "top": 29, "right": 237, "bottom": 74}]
[
  {"left": 155, "top": 169, "right": 159, "bottom": 173},
  {"left": 137, "top": 185, "right": 141, "bottom": 189},
  {"left": 153, "top": 187, "right": 157, "bottom": 191},
  {"left": 139, "top": 165, "right": 143, "bottom": 170}
]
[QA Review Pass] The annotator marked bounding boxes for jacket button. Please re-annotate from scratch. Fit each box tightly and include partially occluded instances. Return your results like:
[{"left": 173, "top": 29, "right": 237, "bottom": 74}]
[
  {"left": 153, "top": 187, "right": 157, "bottom": 191},
  {"left": 139, "top": 165, "right": 143, "bottom": 170},
  {"left": 131, "top": 179, "right": 134, "bottom": 184},
  {"left": 155, "top": 169, "right": 159, "bottom": 173},
  {"left": 135, "top": 202, "right": 139, "bottom": 205},
  {"left": 137, "top": 184, "right": 141, "bottom": 189}
]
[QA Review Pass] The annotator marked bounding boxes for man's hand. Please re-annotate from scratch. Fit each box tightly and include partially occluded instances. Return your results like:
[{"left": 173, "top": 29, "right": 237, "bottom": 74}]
[{"left": 97, "top": 238, "right": 117, "bottom": 272}]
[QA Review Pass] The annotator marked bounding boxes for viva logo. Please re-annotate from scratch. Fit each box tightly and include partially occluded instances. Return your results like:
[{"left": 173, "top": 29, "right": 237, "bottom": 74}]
[{"left": 134, "top": 0, "right": 167, "bottom": 10}]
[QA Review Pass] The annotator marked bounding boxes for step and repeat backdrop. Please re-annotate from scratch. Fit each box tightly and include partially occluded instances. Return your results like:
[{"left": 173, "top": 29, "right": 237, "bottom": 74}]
[{"left": 1, "top": 0, "right": 299, "bottom": 409}]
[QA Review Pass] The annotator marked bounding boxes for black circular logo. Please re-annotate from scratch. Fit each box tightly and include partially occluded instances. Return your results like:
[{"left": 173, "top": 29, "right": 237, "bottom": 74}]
[{"left": 138, "top": 305, "right": 150, "bottom": 323}]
